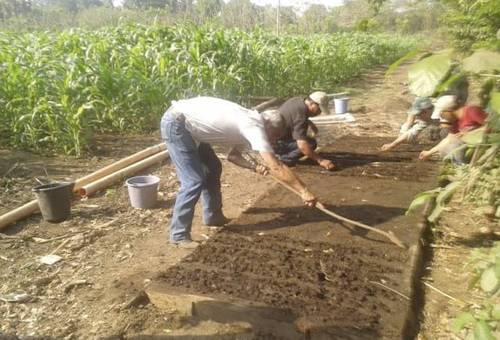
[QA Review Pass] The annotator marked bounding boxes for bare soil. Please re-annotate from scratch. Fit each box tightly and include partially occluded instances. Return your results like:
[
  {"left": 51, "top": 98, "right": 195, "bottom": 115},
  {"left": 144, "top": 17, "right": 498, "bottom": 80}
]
[
  {"left": 154, "top": 136, "right": 437, "bottom": 339},
  {"left": 0, "top": 62, "right": 456, "bottom": 339}
]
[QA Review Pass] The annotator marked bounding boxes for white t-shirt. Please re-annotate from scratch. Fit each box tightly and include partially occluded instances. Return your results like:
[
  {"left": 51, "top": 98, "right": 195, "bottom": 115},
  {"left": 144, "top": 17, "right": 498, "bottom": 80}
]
[{"left": 168, "top": 97, "right": 273, "bottom": 152}]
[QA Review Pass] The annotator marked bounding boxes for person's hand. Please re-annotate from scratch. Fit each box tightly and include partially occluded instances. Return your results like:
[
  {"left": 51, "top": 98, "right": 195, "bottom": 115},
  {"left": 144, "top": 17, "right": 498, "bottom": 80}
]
[
  {"left": 419, "top": 150, "right": 432, "bottom": 160},
  {"left": 300, "top": 189, "right": 317, "bottom": 207},
  {"left": 318, "top": 159, "right": 335, "bottom": 170},
  {"left": 255, "top": 164, "right": 269, "bottom": 176},
  {"left": 381, "top": 143, "right": 394, "bottom": 152}
]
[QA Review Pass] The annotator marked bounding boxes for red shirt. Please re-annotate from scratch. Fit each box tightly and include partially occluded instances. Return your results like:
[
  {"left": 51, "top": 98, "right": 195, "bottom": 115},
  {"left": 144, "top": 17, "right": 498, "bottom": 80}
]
[{"left": 450, "top": 106, "right": 487, "bottom": 133}]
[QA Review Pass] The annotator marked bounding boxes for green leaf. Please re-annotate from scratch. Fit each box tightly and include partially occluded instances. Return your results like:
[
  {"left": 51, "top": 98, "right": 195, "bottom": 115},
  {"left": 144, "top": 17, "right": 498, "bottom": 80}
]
[
  {"left": 476, "top": 146, "right": 498, "bottom": 166},
  {"left": 473, "top": 320, "right": 495, "bottom": 340},
  {"left": 476, "top": 309, "right": 491, "bottom": 321},
  {"left": 463, "top": 50, "right": 500, "bottom": 74},
  {"left": 480, "top": 267, "right": 500, "bottom": 294},
  {"left": 486, "top": 134, "right": 500, "bottom": 144},
  {"left": 491, "top": 304, "right": 500, "bottom": 320},
  {"left": 408, "top": 54, "right": 453, "bottom": 97},
  {"left": 490, "top": 92, "right": 500, "bottom": 114},
  {"left": 451, "top": 312, "right": 476, "bottom": 332},
  {"left": 461, "top": 128, "right": 487, "bottom": 145},
  {"left": 405, "top": 189, "right": 439, "bottom": 216},
  {"left": 428, "top": 204, "right": 445, "bottom": 224},
  {"left": 435, "top": 73, "right": 467, "bottom": 95},
  {"left": 385, "top": 49, "right": 422, "bottom": 78},
  {"left": 437, "top": 181, "right": 461, "bottom": 204}
]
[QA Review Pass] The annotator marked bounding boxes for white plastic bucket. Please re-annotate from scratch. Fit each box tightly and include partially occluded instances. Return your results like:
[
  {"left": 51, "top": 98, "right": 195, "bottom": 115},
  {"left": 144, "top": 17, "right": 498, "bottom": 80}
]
[
  {"left": 334, "top": 98, "right": 349, "bottom": 114},
  {"left": 125, "top": 175, "right": 160, "bottom": 209}
]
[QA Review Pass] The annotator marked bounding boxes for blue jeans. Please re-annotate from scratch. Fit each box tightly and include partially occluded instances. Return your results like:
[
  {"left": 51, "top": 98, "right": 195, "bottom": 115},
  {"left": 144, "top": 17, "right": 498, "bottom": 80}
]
[
  {"left": 161, "top": 111, "right": 223, "bottom": 243},
  {"left": 273, "top": 137, "right": 317, "bottom": 165}
]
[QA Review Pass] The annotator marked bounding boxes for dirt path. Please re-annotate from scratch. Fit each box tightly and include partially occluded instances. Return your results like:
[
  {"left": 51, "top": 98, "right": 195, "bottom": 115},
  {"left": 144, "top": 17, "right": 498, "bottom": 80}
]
[{"left": 0, "top": 63, "right": 440, "bottom": 338}]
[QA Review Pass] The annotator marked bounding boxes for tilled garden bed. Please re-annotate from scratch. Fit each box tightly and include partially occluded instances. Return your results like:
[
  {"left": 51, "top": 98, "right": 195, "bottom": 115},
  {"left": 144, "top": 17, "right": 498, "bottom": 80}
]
[{"left": 148, "top": 139, "right": 437, "bottom": 339}]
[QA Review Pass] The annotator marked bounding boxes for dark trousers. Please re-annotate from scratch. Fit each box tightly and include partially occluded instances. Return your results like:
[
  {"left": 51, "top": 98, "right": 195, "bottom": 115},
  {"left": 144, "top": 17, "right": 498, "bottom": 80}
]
[{"left": 273, "top": 137, "right": 317, "bottom": 166}]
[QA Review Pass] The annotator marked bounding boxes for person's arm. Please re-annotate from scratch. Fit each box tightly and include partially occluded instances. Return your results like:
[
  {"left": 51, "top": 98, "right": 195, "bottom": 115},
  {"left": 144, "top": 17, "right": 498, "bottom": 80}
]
[
  {"left": 382, "top": 121, "right": 426, "bottom": 151},
  {"left": 227, "top": 147, "right": 267, "bottom": 174},
  {"left": 297, "top": 139, "right": 335, "bottom": 170},
  {"left": 381, "top": 133, "right": 409, "bottom": 151},
  {"left": 419, "top": 146, "right": 440, "bottom": 161},
  {"left": 259, "top": 151, "right": 317, "bottom": 206},
  {"left": 419, "top": 133, "right": 459, "bottom": 160},
  {"left": 291, "top": 115, "right": 333, "bottom": 170},
  {"left": 400, "top": 115, "right": 416, "bottom": 133}
]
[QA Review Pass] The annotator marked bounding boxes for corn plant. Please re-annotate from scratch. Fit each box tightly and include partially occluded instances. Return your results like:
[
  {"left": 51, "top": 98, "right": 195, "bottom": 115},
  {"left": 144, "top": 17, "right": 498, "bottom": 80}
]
[{"left": 0, "top": 24, "right": 418, "bottom": 155}]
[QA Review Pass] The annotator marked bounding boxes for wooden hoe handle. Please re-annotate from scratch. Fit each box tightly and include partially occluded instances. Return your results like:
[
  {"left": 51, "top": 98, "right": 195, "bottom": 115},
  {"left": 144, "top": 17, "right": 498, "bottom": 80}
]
[{"left": 270, "top": 175, "right": 406, "bottom": 249}]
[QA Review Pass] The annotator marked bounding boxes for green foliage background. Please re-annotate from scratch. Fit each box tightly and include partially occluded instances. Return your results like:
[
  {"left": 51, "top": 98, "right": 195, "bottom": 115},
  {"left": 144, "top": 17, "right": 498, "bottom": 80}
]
[{"left": 440, "top": 0, "right": 500, "bottom": 51}]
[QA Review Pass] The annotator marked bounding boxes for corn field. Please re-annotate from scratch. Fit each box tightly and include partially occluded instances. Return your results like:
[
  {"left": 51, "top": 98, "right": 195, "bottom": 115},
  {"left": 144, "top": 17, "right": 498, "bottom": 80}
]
[{"left": 0, "top": 24, "right": 418, "bottom": 155}]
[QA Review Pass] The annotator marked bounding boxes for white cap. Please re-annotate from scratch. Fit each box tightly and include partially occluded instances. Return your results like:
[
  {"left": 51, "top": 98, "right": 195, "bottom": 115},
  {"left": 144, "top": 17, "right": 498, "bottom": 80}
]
[
  {"left": 309, "top": 91, "right": 331, "bottom": 115},
  {"left": 431, "top": 95, "right": 457, "bottom": 120}
]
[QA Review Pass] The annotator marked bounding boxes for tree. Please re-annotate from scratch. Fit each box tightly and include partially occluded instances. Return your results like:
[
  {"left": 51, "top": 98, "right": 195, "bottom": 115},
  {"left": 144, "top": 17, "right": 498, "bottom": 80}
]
[
  {"left": 39, "top": 0, "right": 107, "bottom": 12},
  {"left": 221, "top": 0, "right": 259, "bottom": 29},
  {"left": 331, "top": 0, "right": 372, "bottom": 28},
  {"left": 194, "top": 0, "right": 222, "bottom": 18},
  {"left": 123, "top": 0, "right": 168, "bottom": 10},
  {"left": 440, "top": 0, "right": 500, "bottom": 50},
  {"left": 299, "top": 4, "right": 334, "bottom": 34},
  {"left": 365, "top": 0, "right": 386, "bottom": 14},
  {"left": 0, "top": 0, "right": 32, "bottom": 20},
  {"left": 280, "top": 6, "right": 297, "bottom": 28}
]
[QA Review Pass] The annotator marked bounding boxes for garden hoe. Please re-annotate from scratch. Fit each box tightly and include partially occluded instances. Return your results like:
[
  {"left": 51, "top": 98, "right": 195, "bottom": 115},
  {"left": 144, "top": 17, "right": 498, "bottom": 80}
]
[
  {"left": 243, "top": 152, "right": 406, "bottom": 249},
  {"left": 271, "top": 175, "right": 406, "bottom": 249}
]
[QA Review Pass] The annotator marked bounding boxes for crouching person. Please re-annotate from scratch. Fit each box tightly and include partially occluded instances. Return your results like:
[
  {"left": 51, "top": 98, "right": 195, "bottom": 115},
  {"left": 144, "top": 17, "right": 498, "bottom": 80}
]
[
  {"left": 160, "top": 96, "right": 318, "bottom": 248},
  {"left": 274, "top": 92, "right": 335, "bottom": 170},
  {"left": 381, "top": 97, "right": 436, "bottom": 152},
  {"left": 419, "top": 95, "right": 488, "bottom": 163}
]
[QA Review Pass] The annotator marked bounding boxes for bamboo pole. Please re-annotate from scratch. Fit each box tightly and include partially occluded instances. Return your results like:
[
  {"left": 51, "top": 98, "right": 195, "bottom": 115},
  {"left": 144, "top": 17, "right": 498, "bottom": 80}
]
[
  {"left": 0, "top": 143, "right": 167, "bottom": 231},
  {"left": 78, "top": 151, "right": 169, "bottom": 197},
  {"left": 252, "top": 97, "right": 282, "bottom": 112},
  {"left": 74, "top": 143, "right": 166, "bottom": 188},
  {"left": 0, "top": 201, "right": 40, "bottom": 232}
]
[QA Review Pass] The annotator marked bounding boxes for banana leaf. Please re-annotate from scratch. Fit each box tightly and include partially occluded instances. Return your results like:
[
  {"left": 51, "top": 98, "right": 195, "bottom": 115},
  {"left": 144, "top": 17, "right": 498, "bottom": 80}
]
[{"left": 408, "top": 54, "right": 453, "bottom": 97}]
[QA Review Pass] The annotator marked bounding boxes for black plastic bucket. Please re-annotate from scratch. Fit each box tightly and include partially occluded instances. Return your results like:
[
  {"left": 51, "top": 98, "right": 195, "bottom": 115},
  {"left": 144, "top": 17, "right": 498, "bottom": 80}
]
[{"left": 33, "top": 182, "right": 75, "bottom": 223}]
